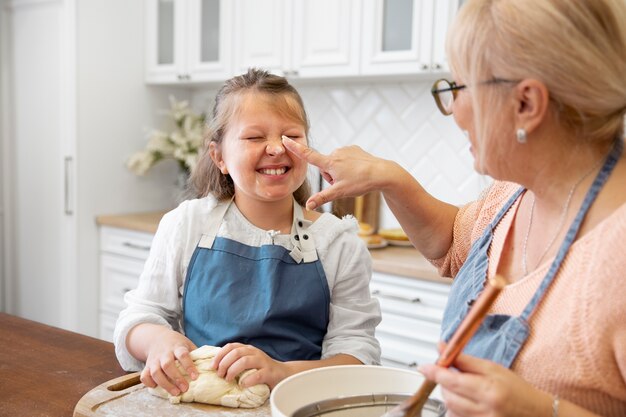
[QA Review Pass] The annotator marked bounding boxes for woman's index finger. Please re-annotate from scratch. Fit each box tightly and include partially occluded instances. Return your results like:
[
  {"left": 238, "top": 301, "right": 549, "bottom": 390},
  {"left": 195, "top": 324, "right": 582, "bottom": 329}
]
[{"left": 282, "top": 135, "right": 328, "bottom": 169}]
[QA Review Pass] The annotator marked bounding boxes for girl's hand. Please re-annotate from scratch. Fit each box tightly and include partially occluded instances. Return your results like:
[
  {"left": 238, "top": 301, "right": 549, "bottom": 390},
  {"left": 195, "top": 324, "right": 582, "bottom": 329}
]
[
  {"left": 140, "top": 329, "right": 198, "bottom": 396},
  {"left": 211, "top": 343, "right": 289, "bottom": 389},
  {"left": 282, "top": 136, "right": 394, "bottom": 211},
  {"left": 419, "top": 353, "right": 552, "bottom": 417}
]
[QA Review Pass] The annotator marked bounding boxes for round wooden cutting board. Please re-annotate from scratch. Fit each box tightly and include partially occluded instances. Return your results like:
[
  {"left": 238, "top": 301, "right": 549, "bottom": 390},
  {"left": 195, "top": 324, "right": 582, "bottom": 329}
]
[{"left": 73, "top": 372, "right": 272, "bottom": 417}]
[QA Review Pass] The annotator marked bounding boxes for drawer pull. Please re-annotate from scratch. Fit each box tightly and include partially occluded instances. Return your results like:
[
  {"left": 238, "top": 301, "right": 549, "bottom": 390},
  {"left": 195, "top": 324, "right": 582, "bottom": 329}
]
[
  {"left": 372, "top": 290, "right": 421, "bottom": 303},
  {"left": 122, "top": 241, "right": 151, "bottom": 251},
  {"left": 383, "top": 357, "right": 418, "bottom": 368}
]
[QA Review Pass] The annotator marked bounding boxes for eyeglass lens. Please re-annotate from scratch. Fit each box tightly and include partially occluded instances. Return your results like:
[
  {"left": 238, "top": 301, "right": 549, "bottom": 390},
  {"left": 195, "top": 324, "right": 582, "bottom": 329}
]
[{"left": 434, "top": 79, "right": 454, "bottom": 114}]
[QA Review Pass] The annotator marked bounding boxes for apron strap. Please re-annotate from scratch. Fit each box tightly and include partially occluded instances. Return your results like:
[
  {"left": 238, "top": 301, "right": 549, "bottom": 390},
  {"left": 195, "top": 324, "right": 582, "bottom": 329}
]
[
  {"left": 198, "top": 199, "right": 233, "bottom": 249},
  {"left": 520, "top": 138, "right": 623, "bottom": 320},
  {"left": 197, "top": 197, "right": 320, "bottom": 263},
  {"left": 289, "top": 201, "right": 319, "bottom": 263}
]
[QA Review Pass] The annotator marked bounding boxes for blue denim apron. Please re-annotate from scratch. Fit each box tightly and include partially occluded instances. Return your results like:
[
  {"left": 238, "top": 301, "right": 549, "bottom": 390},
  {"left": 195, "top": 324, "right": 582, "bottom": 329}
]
[
  {"left": 183, "top": 199, "right": 330, "bottom": 362},
  {"left": 440, "top": 139, "right": 623, "bottom": 368}
]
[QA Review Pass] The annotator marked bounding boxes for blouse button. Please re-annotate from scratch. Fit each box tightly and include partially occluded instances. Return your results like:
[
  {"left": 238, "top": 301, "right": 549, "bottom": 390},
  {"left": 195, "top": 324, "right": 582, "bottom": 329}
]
[
  {"left": 303, "top": 234, "right": 309, "bottom": 240},
  {"left": 294, "top": 235, "right": 300, "bottom": 241}
]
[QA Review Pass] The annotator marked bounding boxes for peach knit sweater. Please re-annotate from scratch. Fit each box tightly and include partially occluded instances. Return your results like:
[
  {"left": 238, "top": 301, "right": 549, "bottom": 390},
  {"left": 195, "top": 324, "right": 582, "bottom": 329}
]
[{"left": 431, "top": 181, "right": 626, "bottom": 416}]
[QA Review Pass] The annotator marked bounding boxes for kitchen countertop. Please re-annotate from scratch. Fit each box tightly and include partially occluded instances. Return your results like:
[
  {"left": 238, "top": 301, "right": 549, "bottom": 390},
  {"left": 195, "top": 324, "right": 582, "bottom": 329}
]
[
  {"left": 0, "top": 312, "right": 127, "bottom": 417},
  {"left": 96, "top": 212, "right": 449, "bottom": 284}
]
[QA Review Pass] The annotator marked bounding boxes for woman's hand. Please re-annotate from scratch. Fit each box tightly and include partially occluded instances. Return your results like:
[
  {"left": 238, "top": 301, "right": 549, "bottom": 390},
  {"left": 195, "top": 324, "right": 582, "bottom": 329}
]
[
  {"left": 211, "top": 343, "right": 289, "bottom": 389},
  {"left": 138, "top": 327, "right": 198, "bottom": 396},
  {"left": 282, "top": 136, "right": 397, "bottom": 211},
  {"left": 419, "top": 353, "right": 552, "bottom": 417}
]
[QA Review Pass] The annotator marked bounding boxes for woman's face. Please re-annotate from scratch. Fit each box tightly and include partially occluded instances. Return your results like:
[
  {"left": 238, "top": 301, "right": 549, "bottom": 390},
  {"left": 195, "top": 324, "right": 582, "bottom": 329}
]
[
  {"left": 213, "top": 92, "right": 308, "bottom": 205},
  {"left": 451, "top": 77, "right": 515, "bottom": 177}
]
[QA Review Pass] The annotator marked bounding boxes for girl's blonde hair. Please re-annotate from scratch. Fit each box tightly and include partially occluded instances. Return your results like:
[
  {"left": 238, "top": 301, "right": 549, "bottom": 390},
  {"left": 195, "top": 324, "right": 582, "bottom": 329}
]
[
  {"left": 191, "top": 68, "right": 311, "bottom": 205},
  {"left": 447, "top": 0, "right": 626, "bottom": 149}
]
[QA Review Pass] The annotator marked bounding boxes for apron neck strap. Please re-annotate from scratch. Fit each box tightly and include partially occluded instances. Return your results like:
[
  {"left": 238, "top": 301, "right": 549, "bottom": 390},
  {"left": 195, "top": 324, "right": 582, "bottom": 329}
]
[{"left": 520, "top": 138, "right": 623, "bottom": 320}]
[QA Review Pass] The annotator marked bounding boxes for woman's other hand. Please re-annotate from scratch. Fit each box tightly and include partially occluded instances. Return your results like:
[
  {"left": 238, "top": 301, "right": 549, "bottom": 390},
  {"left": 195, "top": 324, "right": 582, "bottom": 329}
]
[
  {"left": 133, "top": 325, "right": 198, "bottom": 396},
  {"left": 282, "top": 136, "right": 397, "bottom": 211},
  {"left": 419, "top": 353, "right": 553, "bottom": 417},
  {"left": 211, "top": 343, "right": 288, "bottom": 389}
]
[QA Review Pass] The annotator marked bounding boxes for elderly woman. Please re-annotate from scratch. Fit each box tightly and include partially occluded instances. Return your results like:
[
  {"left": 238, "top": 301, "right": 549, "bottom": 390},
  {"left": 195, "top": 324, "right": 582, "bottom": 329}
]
[{"left": 282, "top": 0, "right": 626, "bottom": 416}]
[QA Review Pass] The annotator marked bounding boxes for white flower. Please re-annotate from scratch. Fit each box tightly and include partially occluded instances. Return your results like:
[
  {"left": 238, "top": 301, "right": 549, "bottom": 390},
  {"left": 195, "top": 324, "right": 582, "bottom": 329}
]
[
  {"left": 127, "top": 150, "right": 157, "bottom": 176},
  {"left": 127, "top": 97, "right": 206, "bottom": 176}
]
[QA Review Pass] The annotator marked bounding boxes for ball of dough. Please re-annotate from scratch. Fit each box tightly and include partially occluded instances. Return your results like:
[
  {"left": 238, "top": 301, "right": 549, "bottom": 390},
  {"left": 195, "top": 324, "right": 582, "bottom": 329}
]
[{"left": 148, "top": 345, "right": 270, "bottom": 408}]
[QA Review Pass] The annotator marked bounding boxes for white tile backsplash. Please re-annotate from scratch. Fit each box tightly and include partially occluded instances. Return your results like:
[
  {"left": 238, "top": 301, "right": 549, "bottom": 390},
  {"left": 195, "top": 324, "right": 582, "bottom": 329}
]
[{"left": 192, "top": 80, "right": 488, "bottom": 229}]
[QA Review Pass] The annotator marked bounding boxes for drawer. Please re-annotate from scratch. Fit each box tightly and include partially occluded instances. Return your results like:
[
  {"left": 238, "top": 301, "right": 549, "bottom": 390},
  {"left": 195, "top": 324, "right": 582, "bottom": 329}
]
[
  {"left": 371, "top": 272, "right": 450, "bottom": 324},
  {"left": 378, "top": 312, "right": 441, "bottom": 346},
  {"left": 100, "top": 253, "right": 144, "bottom": 315},
  {"left": 100, "top": 226, "right": 154, "bottom": 261},
  {"left": 377, "top": 332, "right": 438, "bottom": 370}
]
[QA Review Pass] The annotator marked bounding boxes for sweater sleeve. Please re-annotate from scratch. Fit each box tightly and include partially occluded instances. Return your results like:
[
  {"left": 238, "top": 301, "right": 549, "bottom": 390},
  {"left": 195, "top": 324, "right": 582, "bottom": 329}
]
[{"left": 317, "top": 216, "right": 382, "bottom": 365}]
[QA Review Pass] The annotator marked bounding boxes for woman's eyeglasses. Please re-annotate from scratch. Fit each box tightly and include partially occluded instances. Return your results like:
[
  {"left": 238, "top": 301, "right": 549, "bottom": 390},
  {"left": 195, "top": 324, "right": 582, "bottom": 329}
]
[{"left": 431, "top": 78, "right": 519, "bottom": 116}]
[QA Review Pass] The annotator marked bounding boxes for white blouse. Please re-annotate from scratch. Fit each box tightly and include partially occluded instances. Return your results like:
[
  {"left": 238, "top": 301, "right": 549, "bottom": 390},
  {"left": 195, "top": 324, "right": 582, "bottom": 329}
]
[{"left": 114, "top": 195, "right": 382, "bottom": 371}]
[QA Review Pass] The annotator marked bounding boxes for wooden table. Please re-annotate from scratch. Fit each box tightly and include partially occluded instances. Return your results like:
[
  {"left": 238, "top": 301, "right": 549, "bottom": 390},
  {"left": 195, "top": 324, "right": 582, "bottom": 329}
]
[{"left": 0, "top": 313, "right": 126, "bottom": 417}]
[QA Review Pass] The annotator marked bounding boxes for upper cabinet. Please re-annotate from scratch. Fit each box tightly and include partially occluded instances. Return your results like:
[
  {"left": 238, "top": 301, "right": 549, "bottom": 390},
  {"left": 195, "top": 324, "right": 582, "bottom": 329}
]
[
  {"left": 233, "top": 0, "right": 361, "bottom": 79},
  {"left": 146, "top": 0, "right": 459, "bottom": 85},
  {"left": 362, "top": 0, "right": 458, "bottom": 75},
  {"left": 145, "top": 0, "right": 232, "bottom": 83}
]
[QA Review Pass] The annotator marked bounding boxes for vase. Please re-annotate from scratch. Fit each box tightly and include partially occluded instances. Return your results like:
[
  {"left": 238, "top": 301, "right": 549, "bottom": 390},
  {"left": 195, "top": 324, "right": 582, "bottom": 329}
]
[{"left": 174, "top": 168, "right": 191, "bottom": 204}]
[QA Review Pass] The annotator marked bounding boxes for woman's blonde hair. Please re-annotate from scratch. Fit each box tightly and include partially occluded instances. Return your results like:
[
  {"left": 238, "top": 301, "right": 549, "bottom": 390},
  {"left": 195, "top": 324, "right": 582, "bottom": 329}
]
[
  {"left": 447, "top": 0, "right": 626, "bottom": 147},
  {"left": 190, "top": 68, "right": 311, "bottom": 205}
]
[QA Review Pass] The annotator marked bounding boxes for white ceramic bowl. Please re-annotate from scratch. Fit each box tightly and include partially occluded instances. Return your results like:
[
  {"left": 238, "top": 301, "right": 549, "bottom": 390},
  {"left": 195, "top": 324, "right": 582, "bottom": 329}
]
[{"left": 270, "top": 365, "right": 443, "bottom": 417}]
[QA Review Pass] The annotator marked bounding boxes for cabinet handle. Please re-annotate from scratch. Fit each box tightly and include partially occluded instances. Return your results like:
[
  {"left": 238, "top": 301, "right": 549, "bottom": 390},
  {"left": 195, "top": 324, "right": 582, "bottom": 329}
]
[
  {"left": 372, "top": 289, "right": 421, "bottom": 303},
  {"left": 383, "top": 356, "right": 418, "bottom": 368},
  {"left": 420, "top": 63, "right": 429, "bottom": 71},
  {"left": 64, "top": 156, "right": 73, "bottom": 215},
  {"left": 121, "top": 241, "right": 151, "bottom": 251},
  {"left": 432, "top": 63, "right": 443, "bottom": 70}
]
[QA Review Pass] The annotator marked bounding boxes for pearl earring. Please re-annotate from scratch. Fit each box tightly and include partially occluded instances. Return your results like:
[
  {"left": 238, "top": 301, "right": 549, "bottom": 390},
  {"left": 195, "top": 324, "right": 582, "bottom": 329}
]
[{"left": 516, "top": 128, "right": 527, "bottom": 144}]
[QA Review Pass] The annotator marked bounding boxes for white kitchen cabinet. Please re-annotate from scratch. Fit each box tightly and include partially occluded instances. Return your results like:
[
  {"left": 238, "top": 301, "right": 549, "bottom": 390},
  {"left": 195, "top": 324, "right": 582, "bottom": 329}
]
[
  {"left": 99, "top": 226, "right": 153, "bottom": 342},
  {"left": 145, "top": 0, "right": 233, "bottom": 83},
  {"left": 233, "top": 0, "right": 361, "bottom": 79},
  {"left": 371, "top": 271, "right": 450, "bottom": 370},
  {"left": 361, "top": 0, "right": 459, "bottom": 76}
]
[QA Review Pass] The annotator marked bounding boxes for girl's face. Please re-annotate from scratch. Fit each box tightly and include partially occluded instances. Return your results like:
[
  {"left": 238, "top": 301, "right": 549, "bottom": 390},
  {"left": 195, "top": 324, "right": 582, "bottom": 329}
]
[{"left": 212, "top": 92, "right": 308, "bottom": 205}]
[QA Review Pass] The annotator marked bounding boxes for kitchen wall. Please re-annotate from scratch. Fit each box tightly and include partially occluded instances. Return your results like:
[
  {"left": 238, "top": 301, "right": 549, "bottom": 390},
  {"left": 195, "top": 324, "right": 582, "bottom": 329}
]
[
  {"left": 73, "top": 0, "right": 190, "bottom": 335},
  {"left": 192, "top": 80, "right": 489, "bottom": 228}
]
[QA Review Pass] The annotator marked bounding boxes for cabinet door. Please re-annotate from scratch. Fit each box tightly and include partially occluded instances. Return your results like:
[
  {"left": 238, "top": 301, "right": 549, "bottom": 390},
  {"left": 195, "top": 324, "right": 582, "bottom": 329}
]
[
  {"left": 430, "top": 0, "right": 459, "bottom": 73},
  {"left": 291, "top": 0, "right": 361, "bottom": 78},
  {"left": 371, "top": 272, "right": 450, "bottom": 370},
  {"left": 145, "top": 0, "right": 186, "bottom": 83},
  {"left": 361, "top": 0, "right": 434, "bottom": 75},
  {"left": 186, "top": 0, "right": 233, "bottom": 82},
  {"left": 233, "top": 0, "right": 291, "bottom": 76}
]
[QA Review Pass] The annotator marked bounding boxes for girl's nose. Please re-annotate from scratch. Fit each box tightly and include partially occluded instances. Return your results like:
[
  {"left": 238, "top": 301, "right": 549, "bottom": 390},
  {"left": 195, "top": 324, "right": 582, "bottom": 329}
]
[{"left": 266, "top": 139, "right": 285, "bottom": 156}]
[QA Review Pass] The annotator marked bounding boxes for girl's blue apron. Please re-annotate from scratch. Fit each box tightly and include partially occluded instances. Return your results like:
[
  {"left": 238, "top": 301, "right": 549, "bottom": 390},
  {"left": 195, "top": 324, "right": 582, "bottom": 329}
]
[
  {"left": 182, "top": 199, "right": 330, "bottom": 362},
  {"left": 440, "top": 139, "right": 622, "bottom": 368}
]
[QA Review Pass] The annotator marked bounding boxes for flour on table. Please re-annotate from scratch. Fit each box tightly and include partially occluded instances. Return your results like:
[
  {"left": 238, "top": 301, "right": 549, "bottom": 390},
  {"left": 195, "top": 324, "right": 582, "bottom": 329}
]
[{"left": 148, "top": 345, "right": 270, "bottom": 408}]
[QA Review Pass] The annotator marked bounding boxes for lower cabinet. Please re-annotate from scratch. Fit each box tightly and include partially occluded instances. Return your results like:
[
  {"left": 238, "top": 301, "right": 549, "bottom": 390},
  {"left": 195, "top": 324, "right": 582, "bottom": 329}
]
[
  {"left": 371, "top": 271, "right": 450, "bottom": 370},
  {"left": 99, "top": 226, "right": 153, "bottom": 341}
]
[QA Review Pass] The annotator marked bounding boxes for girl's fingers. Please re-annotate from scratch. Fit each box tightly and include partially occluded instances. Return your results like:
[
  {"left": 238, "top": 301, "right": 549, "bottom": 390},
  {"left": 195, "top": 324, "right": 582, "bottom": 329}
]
[
  {"left": 148, "top": 361, "right": 181, "bottom": 396},
  {"left": 174, "top": 346, "right": 198, "bottom": 380},
  {"left": 160, "top": 353, "right": 188, "bottom": 394},
  {"left": 140, "top": 366, "right": 157, "bottom": 388}
]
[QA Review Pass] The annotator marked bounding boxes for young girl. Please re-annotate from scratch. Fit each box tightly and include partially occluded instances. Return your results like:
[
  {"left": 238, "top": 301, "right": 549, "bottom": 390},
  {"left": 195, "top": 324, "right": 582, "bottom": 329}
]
[{"left": 114, "top": 68, "right": 381, "bottom": 397}]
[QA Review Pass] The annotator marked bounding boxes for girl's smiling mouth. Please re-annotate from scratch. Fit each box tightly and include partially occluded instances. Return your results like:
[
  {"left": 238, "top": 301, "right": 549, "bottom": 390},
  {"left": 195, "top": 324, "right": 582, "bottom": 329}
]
[{"left": 258, "top": 166, "right": 290, "bottom": 176}]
